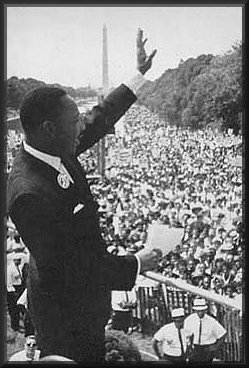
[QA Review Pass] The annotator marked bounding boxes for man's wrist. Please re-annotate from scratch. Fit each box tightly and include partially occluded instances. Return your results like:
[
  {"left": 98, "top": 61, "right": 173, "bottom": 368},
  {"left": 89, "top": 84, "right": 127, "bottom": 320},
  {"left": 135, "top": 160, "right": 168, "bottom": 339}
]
[{"left": 124, "top": 71, "right": 146, "bottom": 95}]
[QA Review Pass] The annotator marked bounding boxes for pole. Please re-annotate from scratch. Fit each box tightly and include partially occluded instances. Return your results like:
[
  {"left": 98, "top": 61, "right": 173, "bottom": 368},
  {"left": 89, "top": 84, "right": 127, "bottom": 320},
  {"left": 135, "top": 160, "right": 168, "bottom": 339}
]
[
  {"left": 97, "top": 23, "right": 110, "bottom": 178},
  {"left": 97, "top": 94, "right": 105, "bottom": 177},
  {"left": 143, "top": 271, "right": 241, "bottom": 310}
]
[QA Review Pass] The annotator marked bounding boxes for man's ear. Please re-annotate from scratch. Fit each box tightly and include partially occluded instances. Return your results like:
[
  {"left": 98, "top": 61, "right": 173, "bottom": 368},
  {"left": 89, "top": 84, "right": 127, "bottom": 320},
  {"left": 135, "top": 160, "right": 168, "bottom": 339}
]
[{"left": 41, "top": 120, "right": 56, "bottom": 138}]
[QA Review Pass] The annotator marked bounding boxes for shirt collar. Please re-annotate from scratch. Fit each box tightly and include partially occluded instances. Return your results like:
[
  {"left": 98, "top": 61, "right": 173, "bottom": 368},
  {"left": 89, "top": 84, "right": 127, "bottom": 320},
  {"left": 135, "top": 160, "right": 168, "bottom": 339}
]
[{"left": 23, "top": 141, "right": 61, "bottom": 172}]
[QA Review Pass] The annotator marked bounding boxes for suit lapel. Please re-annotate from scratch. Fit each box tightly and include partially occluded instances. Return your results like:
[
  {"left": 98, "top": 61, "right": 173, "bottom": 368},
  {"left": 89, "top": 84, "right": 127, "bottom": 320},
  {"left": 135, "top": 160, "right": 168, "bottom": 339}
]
[
  {"left": 20, "top": 146, "right": 95, "bottom": 207},
  {"left": 61, "top": 154, "right": 94, "bottom": 202},
  {"left": 20, "top": 147, "right": 78, "bottom": 202},
  {"left": 61, "top": 154, "right": 100, "bottom": 218}
]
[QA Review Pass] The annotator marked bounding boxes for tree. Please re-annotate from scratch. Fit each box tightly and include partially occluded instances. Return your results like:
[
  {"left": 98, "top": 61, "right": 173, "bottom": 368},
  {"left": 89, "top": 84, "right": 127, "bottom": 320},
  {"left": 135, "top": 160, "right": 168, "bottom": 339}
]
[
  {"left": 204, "top": 43, "right": 242, "bottom": 133},
  {"left": 137, "top": 45, "right": 242, "bottom": 133}
]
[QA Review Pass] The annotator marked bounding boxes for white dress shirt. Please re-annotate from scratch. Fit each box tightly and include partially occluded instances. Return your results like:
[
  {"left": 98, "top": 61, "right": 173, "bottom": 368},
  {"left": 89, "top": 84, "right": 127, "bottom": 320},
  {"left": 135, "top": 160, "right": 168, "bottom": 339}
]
[
  {"left": 23, "top": 141, "right": 74, "bottom": 184},
  {"left": 154, "top": 322, "right": 190, "bottom": 356},
  {"left": 111, "top": 289, "right": 137, "bottom": 312},
  {"left": 125, "top": 71, "right": 146, "bottom": 94},
  {"left": 184, "top": 313, "right": 227, "bottom": 345},
  {"left": 9, "top": 349, "right": 41, "bottom": 361},
  {"left": 6, "top": 259, "right": 24, "bottom": 292}
]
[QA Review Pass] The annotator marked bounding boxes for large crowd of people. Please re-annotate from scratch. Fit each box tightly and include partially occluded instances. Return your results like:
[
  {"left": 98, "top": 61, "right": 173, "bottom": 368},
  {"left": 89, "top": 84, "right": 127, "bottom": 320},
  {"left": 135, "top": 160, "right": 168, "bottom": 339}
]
[
  {"left": 78, "top": 104, "right": 244, "bottom": 301},
  {"left": 6, "top": 103, "right": 243, "bottom": 340}
]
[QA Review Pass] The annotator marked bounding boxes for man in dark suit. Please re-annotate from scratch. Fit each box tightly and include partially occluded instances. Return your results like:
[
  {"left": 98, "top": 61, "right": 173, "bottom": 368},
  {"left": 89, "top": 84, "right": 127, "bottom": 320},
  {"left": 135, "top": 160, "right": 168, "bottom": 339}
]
[{"left": 7, "top": 29, "right": 159, "bottom": 362}]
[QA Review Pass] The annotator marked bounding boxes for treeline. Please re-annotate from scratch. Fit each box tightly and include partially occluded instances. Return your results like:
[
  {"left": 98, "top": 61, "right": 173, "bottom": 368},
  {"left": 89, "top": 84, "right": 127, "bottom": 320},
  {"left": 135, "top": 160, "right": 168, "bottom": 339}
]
[
  {"left": 137, "top": 42, "right": 243, "bottom": 134},
  {"left": 6, "top": 77, "right": 97, "bottom": 111}
]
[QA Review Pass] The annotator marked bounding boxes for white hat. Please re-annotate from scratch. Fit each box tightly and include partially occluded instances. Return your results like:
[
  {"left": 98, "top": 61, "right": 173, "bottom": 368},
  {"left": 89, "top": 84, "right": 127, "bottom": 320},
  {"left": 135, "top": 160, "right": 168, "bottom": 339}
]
[
  {"left": 212, "top": 237, "right": 222, "bottom": 244},
  {"left": 193, "top": 298, "right": 208, "bottom": 311},
  {"left": 220, "top": 243, "right": 234, "bottom": 251},
  {"left": 171, "top": 308, "right": 185, "bottom": 318}
]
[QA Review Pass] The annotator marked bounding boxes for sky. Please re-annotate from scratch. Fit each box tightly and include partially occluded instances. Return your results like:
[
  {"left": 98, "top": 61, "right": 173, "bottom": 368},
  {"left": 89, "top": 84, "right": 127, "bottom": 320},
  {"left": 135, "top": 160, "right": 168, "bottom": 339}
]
[{"left": 6, "top": 6, "right": 243, "bottom": 89}]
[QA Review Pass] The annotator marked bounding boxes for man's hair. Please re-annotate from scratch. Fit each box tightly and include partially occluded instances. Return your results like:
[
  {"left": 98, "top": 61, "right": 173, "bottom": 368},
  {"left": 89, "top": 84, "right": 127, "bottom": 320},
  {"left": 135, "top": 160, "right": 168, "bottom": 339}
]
[{"left": 20, "top": 87, "right": 67, "bottom": 134}]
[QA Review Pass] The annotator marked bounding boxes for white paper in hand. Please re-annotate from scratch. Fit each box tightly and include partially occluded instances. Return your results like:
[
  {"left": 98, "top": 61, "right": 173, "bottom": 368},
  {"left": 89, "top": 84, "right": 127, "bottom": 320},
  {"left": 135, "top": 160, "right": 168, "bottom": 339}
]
[{"left": 146, "top": 224, "right": 184, "bottom": 256}]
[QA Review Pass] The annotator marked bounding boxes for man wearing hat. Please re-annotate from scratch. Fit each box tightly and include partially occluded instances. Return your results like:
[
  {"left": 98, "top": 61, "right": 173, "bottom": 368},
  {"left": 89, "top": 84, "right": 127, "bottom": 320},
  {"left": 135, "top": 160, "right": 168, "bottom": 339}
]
[
  {"left": 152, "top": 308, "right": 191, "bottom": 363},
  {"left": 184, "top": 298, "right": 227, "bottom": 362}
]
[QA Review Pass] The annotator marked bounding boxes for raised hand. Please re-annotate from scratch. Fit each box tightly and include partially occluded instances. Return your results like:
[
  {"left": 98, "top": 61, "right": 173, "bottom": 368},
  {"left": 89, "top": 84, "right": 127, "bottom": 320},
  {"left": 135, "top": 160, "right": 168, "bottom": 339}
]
[{"left": 137, "top": 28, "right": 157, "bottom": 75}]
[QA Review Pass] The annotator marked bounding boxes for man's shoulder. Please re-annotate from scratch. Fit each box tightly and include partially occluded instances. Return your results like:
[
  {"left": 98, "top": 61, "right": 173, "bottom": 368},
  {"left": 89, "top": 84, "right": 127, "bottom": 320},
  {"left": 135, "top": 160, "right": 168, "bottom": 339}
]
[
  {"left": 8, "top": 349, "right": 26, "bottom": 361},
  {"left": 8, "top": 148, "right": 39, "bottom": 186},
  {"left": 185, "top": 313, "right": 197, "bottom": 322},
  {"left": 205, "top": 313, "right": 218, "bottom": 323},
  {"left": 160, "top": 322, "right": 175, "bottom": 332},
  {"left": 8, "top": 148, "right": 59, "bottom": 207},
  {"left": 154, "top": 323, "right": 172, "bottom": 338}
]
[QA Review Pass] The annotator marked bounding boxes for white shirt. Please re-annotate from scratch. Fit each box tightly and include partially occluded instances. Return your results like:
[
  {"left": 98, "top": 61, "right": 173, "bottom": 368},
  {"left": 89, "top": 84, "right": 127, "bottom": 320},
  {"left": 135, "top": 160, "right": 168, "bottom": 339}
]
[
  {"left": 23, "top": 141, "right": 74, "bottom": 184},
  {"left": 6, "top": 260, "right": 24, "bottom": 292},
  {"left": 124, "top": 71, "right": 146, "bottom": 94},
  {"left": 9, "top": 349, "right": 41, "bottom": 361},
  {"left": 112, "top": 289, "right": 137, "bottom": 312},
  {"left": 184, "top": 313, "right": 227, "bottom": 345},
  {"left": 154, "top": 322, "right": 190, "bottom": 356},
  {"left": 7, "top": 237, "right": 16, "bottom": 253}
]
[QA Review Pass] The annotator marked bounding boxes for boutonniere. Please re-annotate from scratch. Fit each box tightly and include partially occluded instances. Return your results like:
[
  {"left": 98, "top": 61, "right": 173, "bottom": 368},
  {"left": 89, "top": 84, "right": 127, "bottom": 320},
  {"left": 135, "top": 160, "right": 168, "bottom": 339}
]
[{"left": 57, "top": 172, "right": 71, "bottom": 189}]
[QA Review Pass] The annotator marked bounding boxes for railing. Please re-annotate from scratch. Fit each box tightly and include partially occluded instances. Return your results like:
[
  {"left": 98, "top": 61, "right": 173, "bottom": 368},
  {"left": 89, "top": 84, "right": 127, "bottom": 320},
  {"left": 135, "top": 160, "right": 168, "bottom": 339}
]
[{"left": 133, "top": 271, "right": 243, "bottom": 363}]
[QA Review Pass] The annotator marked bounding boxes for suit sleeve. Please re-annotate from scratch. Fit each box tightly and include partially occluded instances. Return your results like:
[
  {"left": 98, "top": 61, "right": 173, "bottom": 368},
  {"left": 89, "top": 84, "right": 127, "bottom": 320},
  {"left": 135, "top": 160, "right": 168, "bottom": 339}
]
[
  {"left": 76, "top": 84, "right": 137, "bottom": 154},
  {"left": 96, "top": 250, "right": 138, "bottom": 291}
]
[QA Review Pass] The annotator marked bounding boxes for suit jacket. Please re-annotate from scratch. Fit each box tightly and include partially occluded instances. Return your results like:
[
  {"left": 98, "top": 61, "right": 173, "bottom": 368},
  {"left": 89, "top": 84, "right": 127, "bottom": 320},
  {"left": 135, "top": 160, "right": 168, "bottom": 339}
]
[{"left": 7, "top": 84, "right": 138, "bottom": 362}]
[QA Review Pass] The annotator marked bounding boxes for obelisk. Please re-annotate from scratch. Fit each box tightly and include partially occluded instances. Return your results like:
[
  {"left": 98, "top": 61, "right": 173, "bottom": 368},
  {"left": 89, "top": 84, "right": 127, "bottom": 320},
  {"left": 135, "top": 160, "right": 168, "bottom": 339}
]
[
  {"left": 102, "top": 23, "right": 109, "bottom": 95},
  {"left": 97, "top": 24, "right": 109, "bottom": 176}
]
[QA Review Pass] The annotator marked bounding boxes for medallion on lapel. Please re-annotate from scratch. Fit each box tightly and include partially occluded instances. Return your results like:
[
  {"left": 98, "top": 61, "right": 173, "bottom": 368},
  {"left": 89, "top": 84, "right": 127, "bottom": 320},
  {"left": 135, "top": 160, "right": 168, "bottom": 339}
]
[{"left": 57, "top": 173, "right": 70, "bottom": 189}]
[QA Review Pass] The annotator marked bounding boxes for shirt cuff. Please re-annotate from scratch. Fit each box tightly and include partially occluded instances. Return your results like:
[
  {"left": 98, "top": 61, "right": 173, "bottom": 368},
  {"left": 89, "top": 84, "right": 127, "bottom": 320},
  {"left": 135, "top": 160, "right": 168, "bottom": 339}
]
[
  {"left": 134, "top": 254, "right": 141, "bottom": 278},
  {"left": 124, "top": 71, "right": 146, "bottom": 95}
]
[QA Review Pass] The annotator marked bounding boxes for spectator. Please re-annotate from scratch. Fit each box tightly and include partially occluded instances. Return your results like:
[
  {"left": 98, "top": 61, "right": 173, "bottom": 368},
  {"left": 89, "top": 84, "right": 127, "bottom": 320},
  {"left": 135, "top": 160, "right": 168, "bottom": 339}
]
[
  {"left": 8, "top": 335, "right": 41, "bottom": 362},
  {"left": 152, "top": 307, "right": 191, "bottom": 363},
  {"left": 111, "top": 287, "right": 137, "bottom": 334},
  {"left": 6, "top": 252, "right": 27, "bottom": 332},
  {"left": 184, "top": 298, "right": 227, "bottom": 363}
]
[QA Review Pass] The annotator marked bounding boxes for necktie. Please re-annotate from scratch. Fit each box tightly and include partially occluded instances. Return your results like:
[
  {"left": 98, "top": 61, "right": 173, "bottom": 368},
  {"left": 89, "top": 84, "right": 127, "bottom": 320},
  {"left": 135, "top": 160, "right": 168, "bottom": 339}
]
[
  {"left": 178, "top": 328, "right": 184, "bottom": 357},
  {"left": 198, "top": 319, "right": 202, "bottom": 345}
]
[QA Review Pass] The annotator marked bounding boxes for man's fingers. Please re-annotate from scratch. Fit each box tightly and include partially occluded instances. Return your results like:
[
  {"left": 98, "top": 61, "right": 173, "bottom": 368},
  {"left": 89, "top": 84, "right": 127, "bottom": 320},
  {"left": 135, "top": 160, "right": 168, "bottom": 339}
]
[
  {"left": 148, "top": 49, "right": 157, "bottom": 61},
  {"left": 142, "top": 38, "right": 148, "bottom": 47},
  {"left": 137, "top": 28, "right": 143, "bottom": 44}
]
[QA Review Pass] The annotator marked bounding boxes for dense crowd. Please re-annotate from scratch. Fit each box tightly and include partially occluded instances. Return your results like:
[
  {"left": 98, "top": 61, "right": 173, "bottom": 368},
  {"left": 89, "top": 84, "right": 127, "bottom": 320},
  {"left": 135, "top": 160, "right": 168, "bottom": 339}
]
[
  {"left": 79, "top": 104, "right": 244, "bottom": 301},
  {"left": 6, "top": 103, "right": 243, "bottom": 327}
]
